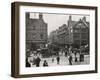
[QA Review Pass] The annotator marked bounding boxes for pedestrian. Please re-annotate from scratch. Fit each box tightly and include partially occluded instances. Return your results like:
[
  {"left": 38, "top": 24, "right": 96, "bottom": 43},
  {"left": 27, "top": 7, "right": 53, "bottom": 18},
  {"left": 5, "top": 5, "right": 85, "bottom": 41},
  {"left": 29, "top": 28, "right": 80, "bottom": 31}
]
[
  {"left": 52, "top": 57, "right": 54, "bottom": 63},
  {"left": 65, "top": 51, "right": 68, "bottom": 57},
  {"left": 32, "top": 56, "right": 36, "bottom": 65},
  {"left": 56, "top": 56, "right": 60, "bottom": 64},
  {"left": 35, "top": 56, "right": 41, "bottom": 67},
  {"left": 75, "top": 57, "right": 78, "bottom": 62},
  {"left": 80, "top": 53, "right": 84, "bottom": 62},
  {"left": 82, "top": 54, "right": 84, "bottom": 61},
  {"left": 26, "top": 57, "right": 31, "bottom": 67},
  {"left": 74, "top": 51, "right": 78, "bottom": 62},
  {"left": 43, "top": 60, "right": 48, "bottom": 67},
  {"left": 68, "top": 55, "right": 72, "bottom": 65}
]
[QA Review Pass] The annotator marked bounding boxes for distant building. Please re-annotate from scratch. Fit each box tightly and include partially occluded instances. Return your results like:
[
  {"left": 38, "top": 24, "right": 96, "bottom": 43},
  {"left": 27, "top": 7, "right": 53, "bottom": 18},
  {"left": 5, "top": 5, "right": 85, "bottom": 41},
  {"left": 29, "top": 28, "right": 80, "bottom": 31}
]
[
  {"left": 57, "top": 24, "right": 69, "bottom": 46},
  {"left": 68, "top": 15, "right": 89, "bottom": 48},
  {"left": 49, "top": 15, "right": 89, "bottom": 48},
  {"left": 48, "top": 30, "right": 58, "bottom": 44},
  {"left": 26, "top": 13, "right": 48, "bottom": 50},
  {"left": 49, "top": 24, "right": 69, "bottom": 46}
]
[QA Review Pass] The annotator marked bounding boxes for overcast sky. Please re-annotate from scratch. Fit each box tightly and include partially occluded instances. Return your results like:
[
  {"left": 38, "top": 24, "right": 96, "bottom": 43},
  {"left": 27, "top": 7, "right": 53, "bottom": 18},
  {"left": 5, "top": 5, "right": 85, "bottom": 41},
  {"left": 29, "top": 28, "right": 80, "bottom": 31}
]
[{"left": 30, "top": 13, "right": 90, "bottom": 35}]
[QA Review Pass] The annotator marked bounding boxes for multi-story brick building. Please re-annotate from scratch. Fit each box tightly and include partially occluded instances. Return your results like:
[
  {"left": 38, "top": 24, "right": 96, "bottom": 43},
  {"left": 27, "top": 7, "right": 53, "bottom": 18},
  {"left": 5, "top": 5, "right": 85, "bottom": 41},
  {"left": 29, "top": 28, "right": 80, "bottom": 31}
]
[
  {"left": 68, "top": 15, "right": 89, "bottom": 48},
  {"left": 49, "top": 15, "right": 89, "bottom": 49},
  {"left": 57, "top": 24, "right": 69, "bottom": 45},
  {"left": 48, "top": 30, "right": 58, "bottom": 44},
  {"left": 49, "top": 24, "right": 69, "bottom": 47},
  {"left": 26, "top": 13, "right": 48, "bottom": 50}
]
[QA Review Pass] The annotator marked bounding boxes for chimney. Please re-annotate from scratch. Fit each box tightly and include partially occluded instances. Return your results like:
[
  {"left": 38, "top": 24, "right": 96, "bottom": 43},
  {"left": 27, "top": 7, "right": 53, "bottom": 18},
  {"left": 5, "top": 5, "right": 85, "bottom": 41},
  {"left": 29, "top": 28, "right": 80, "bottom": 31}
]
[
  {"left": 69, "top": 15, "right": 72, "bottom": 21},
  {"left": 68, "top": 15, "right": 72, "bottom": 27},
  {"left": 82, "top": 16, "right": 86, "bottom": 22},
  {"left": 39, "top": 13, "right": 43, "bottom": 20}
]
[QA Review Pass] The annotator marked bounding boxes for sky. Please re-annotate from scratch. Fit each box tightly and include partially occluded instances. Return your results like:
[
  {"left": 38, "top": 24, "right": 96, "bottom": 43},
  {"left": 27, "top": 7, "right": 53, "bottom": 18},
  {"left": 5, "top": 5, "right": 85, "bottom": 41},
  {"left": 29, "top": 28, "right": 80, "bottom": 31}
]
[{"left": 30, "top": 13, "right": 90, "bottom": 35}]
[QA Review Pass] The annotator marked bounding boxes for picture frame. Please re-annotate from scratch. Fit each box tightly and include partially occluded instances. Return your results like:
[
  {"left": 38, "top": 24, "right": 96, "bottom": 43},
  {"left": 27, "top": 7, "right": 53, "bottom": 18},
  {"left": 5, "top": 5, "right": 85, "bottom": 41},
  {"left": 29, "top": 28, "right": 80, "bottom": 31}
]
[{"left": 11, "top": 2, "right": 98, "bottom": 78}]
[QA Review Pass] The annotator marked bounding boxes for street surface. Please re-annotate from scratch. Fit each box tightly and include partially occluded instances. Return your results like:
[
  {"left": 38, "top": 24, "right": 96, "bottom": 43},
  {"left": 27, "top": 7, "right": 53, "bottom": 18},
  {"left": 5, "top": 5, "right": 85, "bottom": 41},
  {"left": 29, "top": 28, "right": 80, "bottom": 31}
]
[{"left": 28, "top": 53, "right": 90, "bottom": 67}]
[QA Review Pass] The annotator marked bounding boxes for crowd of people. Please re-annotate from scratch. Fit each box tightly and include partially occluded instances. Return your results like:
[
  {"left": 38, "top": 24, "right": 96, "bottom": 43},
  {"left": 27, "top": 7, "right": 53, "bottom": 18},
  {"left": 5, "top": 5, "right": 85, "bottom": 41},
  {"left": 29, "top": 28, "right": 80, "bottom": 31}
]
[
  {"left": 26, "top": 56, "right": 48, "bottom": 67},
  {"left": 26, "top": 47, "right": 86, "bottom": 67}
]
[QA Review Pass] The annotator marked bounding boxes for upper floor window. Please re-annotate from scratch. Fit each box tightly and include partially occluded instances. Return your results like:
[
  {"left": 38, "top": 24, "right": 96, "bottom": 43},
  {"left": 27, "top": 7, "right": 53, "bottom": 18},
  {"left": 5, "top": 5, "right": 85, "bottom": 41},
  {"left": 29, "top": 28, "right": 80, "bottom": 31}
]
[
  {"left": 33, "top": 26, "right": 36, "bottom": 30},
  {"left": 40, "top": 34, "right": 44, "bottom": 39},
  {"left": 70, "top": 29, "right": 73, "bottom": 33},
  {"left": 74, "top": 29, "right": 80, "bottom": 33},
  {"left": 33, "top": 34, "right": 36, "bottom": 39}
]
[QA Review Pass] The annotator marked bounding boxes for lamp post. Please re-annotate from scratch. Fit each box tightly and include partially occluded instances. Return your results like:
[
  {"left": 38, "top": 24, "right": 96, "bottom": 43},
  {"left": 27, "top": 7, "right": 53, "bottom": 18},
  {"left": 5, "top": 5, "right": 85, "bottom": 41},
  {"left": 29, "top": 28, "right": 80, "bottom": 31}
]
[
  {"left": 79, "top": 20, "right": 82, "bottom": 62},
  {"left": 68, "top": 25, "right": 73, "bottom": 55},
  {"left": 80, "top": 26, "right": 82, "bottom": 55}
]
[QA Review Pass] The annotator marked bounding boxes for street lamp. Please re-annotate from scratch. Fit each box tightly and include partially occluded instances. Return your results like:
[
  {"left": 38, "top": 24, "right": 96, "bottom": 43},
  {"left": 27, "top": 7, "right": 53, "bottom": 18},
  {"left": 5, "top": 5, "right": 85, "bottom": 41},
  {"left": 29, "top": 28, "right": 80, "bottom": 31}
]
[{"left": 80, "top": 25, "right": 82, "bottom": 55}]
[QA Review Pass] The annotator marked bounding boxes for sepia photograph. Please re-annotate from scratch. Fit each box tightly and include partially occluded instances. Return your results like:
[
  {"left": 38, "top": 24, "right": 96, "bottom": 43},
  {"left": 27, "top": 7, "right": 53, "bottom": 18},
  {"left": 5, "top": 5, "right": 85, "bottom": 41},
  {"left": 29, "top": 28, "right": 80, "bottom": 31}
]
[{"left": 25, "top": 12, "right": 90, "bottom": 68}]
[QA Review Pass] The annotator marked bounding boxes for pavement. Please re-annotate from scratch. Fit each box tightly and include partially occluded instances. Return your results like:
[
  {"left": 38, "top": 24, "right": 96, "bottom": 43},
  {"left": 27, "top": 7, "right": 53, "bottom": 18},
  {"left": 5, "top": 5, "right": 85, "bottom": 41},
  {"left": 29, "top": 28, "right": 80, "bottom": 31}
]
[{"left": 28, "top": 54, "right": 90, "bottom": 67}]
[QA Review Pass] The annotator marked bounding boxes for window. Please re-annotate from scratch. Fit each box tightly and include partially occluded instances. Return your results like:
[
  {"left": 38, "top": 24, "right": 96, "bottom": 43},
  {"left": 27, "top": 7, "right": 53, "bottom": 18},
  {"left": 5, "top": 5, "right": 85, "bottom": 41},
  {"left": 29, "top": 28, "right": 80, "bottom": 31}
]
[
  {"left": 74, "top": 29, "right": 80, "bottom": 33},
  {"left": 81, "top": 28, "right": 88, "bottom": 33},
  {"left": 33, "top": 26, "right": 36, "bottom": 30},
  {"left": 73, "top": 33, "right": 80, "bottom": 39},
  {"left": 40, "top": 34, "right": 43, "bottom": 39},
  {"left": 71, "top": 29, "right": 73, "bottom": 33},
  {"left": 33, "top": 35, "right": 36, "bottom": 39},
  {"left": 81, "top": 33, "right": 88, "bottom": 39}
]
